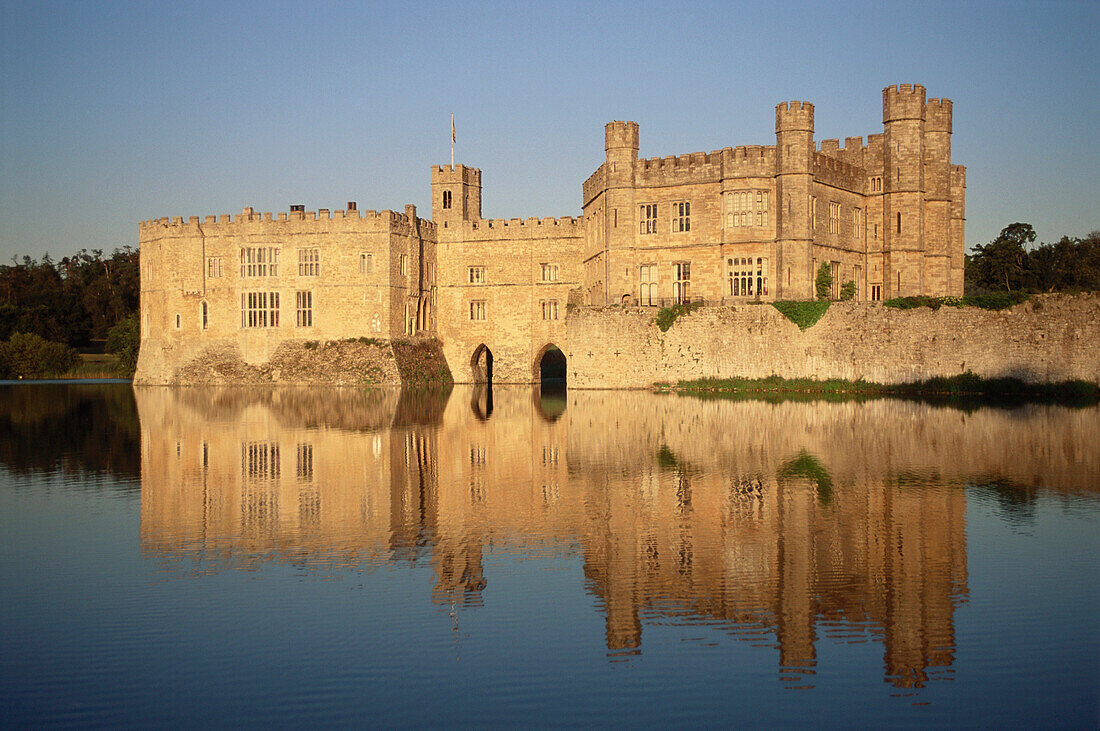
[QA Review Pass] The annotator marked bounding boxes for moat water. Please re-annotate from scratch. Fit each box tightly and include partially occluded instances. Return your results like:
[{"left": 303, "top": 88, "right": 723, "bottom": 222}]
[{"left": 1, "top": 382, "right": 1098, "bottom": 727}]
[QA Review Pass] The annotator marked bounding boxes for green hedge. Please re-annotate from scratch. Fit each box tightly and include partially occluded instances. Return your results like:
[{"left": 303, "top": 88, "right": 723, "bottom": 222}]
[{"left": 884, "top": 291, "right": 1030, "bottom": 311}]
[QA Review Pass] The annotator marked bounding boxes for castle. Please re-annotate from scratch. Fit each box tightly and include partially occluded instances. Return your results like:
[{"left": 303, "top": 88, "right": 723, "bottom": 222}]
[{"left": 135, "top": 83, "right": 965, "bottom": 385}]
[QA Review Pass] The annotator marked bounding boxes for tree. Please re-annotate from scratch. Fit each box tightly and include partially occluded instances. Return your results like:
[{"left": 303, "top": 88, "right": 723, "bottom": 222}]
[
  {"left": 0, "top": 333, "right": 78, "bottom": 378},
  {"left": 106, "top": 314, "right": 140, "bottom": 376},
  {"left": 969, "top": 223, "right": 1036, "bottom": 292},
  {"left": 840, "top": 280, "right": 856, "bottom": 301},
  {"left": 815, "top": 262, "right": 833, "bottom": 300}
]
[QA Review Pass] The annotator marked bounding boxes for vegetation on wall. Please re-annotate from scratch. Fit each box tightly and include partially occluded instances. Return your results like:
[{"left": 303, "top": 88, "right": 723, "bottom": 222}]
[
  {"left": 770, "top": 300, "right": 830, "bottom": 330},
  {"left": 884, "top": 291, "right": 1030, "bottom": 311},
  {"left": 654, "top": 301, "right": 702, "bottom": 332},
  {"left": 815, "top": 262, "right": 833, "bottom": 300}
]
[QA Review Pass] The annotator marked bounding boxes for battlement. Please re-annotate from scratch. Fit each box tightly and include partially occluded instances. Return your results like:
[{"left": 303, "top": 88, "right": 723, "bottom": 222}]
[
  {"left": 605, "top": 121, "right": 639, "bottom": 152},
  {"left": 458, "top": 215, "right": 585, "bottom": 241},
  {"left": 139, "top": 204, "right": 435, "bottom": 236},
  {"left": 775, "top": 101, "right": 814, "bottom": 132},
  {"left": 925, "top": 98, "right": 953, "bottom": 133},
  {"left": 432, "top": 164, "right": 481, "bottom": 185},
  {"left": 636, "top": 149, "right": 723, "bottom": 187},
  {"left": 582, "top": 164, "right": 607, "bottom": 207},
  {"left": 883, "top": 83, "right": 926, "bottom": 123},
  {"left": 812, "top": 152, "right": 865, "bottom": 191}
]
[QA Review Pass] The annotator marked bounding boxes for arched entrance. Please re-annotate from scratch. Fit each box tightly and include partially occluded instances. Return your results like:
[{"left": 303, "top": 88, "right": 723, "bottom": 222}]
[
  {"left": 471, "top": 344, "right": 493, "bottom": 385},
  {"left": 536, "top": 344, "right": 567, "bottom": 387}
]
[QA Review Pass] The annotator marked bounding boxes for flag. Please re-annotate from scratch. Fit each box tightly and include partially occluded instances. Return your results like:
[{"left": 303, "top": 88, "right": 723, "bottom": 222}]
[{"left": 451, "top": 114, "right": 456, "bottom": 144}]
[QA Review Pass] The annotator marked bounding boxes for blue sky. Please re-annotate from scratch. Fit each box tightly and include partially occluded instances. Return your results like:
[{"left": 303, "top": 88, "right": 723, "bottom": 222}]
[{"left": 1, "top": 0, "right": 1096, "bottom": 262}]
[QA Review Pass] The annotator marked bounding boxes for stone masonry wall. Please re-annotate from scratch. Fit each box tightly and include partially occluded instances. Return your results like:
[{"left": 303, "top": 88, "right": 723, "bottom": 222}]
[{"left": 564, "top": 294, "right": 1100, "bottom": 389}]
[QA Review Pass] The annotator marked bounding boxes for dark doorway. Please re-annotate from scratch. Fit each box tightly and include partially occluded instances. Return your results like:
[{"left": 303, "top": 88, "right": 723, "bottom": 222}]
[
  {"left": 538, "top": 346, "right": 567, "bottom": 387},
  {"left": 471, "top": 345, "right": 493, "bottom": 385}
]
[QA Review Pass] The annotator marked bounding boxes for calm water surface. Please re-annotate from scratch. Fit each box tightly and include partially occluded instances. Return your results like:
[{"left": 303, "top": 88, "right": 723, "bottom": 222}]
[{"left": 1, "top": 383, "right": 1098, "bottom": 727}]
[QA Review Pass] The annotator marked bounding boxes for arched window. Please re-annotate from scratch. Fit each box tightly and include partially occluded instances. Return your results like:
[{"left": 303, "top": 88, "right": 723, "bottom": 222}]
[{"left": 442, "top": 190, "right": 452, "bottom": 209}]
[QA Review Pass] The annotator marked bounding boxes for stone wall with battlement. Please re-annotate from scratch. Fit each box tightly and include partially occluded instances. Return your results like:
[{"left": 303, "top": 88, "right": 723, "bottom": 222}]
[{"left": 563, "top": 295, "right": 1100, "bottom": 389}]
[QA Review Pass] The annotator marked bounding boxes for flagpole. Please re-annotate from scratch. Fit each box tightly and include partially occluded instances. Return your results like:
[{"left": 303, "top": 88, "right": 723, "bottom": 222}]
[{"left": 450, "top": 113, "right": 455, "bottom": 168}]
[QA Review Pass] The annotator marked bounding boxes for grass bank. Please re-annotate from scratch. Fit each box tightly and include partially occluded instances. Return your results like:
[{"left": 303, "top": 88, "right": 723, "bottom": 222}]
[{"left": 658, "top": 372, "right": 1099, "bottom": 406}]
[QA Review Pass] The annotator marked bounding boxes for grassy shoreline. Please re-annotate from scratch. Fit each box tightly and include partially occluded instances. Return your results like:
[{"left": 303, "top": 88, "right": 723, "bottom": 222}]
[{"left": 658, "top": 372, "right": 1099, "bottom": 405}]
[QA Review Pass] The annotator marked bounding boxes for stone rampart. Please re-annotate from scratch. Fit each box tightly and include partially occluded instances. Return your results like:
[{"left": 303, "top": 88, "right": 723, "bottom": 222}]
[
  {"left": 135, "top": 338, "right": 450, "bottom": 387},
  {"left": 564, "top": 294, "right": 1100, "bottom": 389}
]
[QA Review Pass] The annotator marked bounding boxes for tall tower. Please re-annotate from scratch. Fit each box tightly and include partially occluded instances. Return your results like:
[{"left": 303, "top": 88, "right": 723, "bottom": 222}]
[
  {"left": 923, "top": 97, "right": 953, "bottom": 297},
  {"left": 601, "top": 121, "right": 638, "bottom": 305},
  {"left": 431, "top": 164, "right": 482, "bottom": 229},
  {"left": 883, "top": 84, "right": 926, "bottom": 297},
  {"left": 775, "top": 101, "right": 815, "bottom": 300}
]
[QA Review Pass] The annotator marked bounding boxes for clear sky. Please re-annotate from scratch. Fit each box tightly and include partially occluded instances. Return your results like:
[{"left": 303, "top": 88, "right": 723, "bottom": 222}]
[{"left": 1, "top": 0, "right": 1096, "bottom": 262}]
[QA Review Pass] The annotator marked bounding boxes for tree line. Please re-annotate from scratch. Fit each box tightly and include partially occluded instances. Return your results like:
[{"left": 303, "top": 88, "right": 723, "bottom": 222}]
[
  {"left": 0, "top": 247, "right": 139, "bottom": 377},
  {"left": 966, "top": 224, "right": 1100, "bottom": 294}
]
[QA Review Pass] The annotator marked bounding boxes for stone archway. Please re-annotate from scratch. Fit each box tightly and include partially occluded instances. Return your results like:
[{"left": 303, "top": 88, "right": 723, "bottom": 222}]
[
  {"left": 471, "top": 344, "right": 493, "bottom": 385},
  {"left": 535, "top": 343, "right": 567, "bottom": 387}
]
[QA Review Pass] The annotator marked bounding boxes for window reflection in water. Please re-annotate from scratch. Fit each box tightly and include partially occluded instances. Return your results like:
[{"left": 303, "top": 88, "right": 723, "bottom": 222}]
[{"left": 137, "top": 386, "right": 1100, "bottom": 689}]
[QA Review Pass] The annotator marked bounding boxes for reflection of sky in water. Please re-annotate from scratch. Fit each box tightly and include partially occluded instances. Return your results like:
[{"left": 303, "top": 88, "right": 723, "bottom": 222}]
[{"left": 0, "top": 384, "right": 1097, "bottom": 726}]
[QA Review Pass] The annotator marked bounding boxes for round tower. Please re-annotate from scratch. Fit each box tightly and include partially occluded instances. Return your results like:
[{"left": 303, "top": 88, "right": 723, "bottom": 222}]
[
  {"left": 604, "top": 121, "right": 638, "bottom": 184},
  {"left": 775, "top": 101, "right": 814, "bottom": 299},
  {"left": 882, "top": 84, "right": 926, "bottom": 297}
]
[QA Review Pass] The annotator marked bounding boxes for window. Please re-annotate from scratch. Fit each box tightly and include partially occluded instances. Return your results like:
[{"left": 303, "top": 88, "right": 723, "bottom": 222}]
[
  {"left": 206, "top": 257, "right": 223, "bottom": 278},
  {"left": 831, "top": 262, "right": 841, "bottom": 299},
  {"left": 871, "top": 284, "right": 882, "bottom": 301},
  {"left": 296, "top": 291, "right": 312, "bottom": 327},
  {"left": 724, "top": 191, "right": 769, "bottom": 228},
  {"left": 442, "top": 190, "right": 452, "bottom": 209},
  {"left": 897, "top": 212, "right": 902, "bottom": 234},
  {"left": 639, "top": 264, "right": 658, "bottom": 306},
  {"left": 405, "top": 303, "right": 415, "bottom": 335},
  {"left": 400, "top": 254, "right": 408, "bottom": 276},
  {"left": 672, "top": 262, "right": 690, "bottom": 303},
  {"left": 541, "top": 300, "right": 559, "bottom": 320},
  {"left": 468, "top": 266, "right": 486, "bottom": 284},
  {"left": 639, "top": 203, "right": 658, "bottom": 234},
  {"left": 727, "top": 257, "right": 768, "bottom": 298},
  {"left": 175, "top": 314, "right": 181, "bottom": 329},
  {"left": 240, "top": 291, "right": 280, "bottom": 328},
  {"left": 298, "top": 248, "right": 319, "bottom": 276},
  {"left": 870, "top": 176, "right": 882, "bottom": 192},
  {"left": 671, "top": 201, "right": 690, "bottom": 232},
  {"left": 810, "top": 196, "right": 817, "bottom": 230},
  {"left": 853, "top": 208, "right": 862, "bottom": 239},
  {"left": 201, "top": 301, "right": 208, "bottom": 330},
  {"left": 359, "top": 252, "right": 372, "bottom": 274},
  {"left": 469, "top": 300, "right": 486, "bottom": 321},
  {"left": 757, "top": 257, "right": 769, "bottom": 297},
  {"left": 239, "top": 247, "right": 280, "bottom": 277},
  {"left": 829, "top": 202, "right": 841, "bottom": 234},
  {"left": 540, "top": 263, "right": 559, "bottom": 282}
]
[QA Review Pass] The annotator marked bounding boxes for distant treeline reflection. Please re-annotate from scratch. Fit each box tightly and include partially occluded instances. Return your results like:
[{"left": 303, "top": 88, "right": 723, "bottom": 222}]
[{"left": 0, "top": 383, "right": 140, "bottom": 482}]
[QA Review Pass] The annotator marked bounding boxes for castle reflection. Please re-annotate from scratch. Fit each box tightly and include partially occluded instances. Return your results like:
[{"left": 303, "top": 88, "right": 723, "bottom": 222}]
[{"left": 137, "top": 387, "right": 1100, "bottom": 688}]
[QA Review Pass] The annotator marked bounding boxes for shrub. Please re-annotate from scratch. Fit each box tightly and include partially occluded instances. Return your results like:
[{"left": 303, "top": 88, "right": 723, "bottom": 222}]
[
  {"left": 0, "top": 332, "right": 79, "bottom": 378},
  {"left": 840, "top": 280, "right": 856, "bottom": 301},
  {"left": 771, "top": 300, "right": 830, "bottom": 330},
  {"left": 106, "top": 314, "right": 140, "bottom": 376},
  {"left": 815, "top": 263, "right": 833, "bottom": 300},
  {"left": 654, "top": 301, "right": 702, "bottom": 332}
]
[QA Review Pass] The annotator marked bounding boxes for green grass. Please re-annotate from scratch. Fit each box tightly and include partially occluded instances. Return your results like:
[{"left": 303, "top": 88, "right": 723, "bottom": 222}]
[
  {"left": 770, "top": 301, "right": 830, "bottom": 330},
  {"left": 669, "top": 372, "right": 1100, "bottom": 406},
  {"left": 654, "top": 301, "right": 702, "bottom": 332}
]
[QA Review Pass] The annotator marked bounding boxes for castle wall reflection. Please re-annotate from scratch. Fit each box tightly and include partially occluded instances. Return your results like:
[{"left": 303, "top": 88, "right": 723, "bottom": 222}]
[{"left": 137, "top": 387, "right": 1100, "bottom": 689}]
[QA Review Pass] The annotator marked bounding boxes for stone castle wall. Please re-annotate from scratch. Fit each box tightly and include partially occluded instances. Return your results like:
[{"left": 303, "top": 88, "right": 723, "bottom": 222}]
[{"left": 563, "top": 294, "right": 1100, "bottom": 389}]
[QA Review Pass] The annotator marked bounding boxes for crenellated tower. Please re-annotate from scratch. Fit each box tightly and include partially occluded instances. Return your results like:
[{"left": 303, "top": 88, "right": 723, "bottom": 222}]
[
  {"left": 883, "top": 84, "right": 926, "bottom": 297},
  {"left": 775, "top": 101, "right": 815, "bottom": 299},
  {"left": 431, "top": 164, "right": 482, "bottom": 229}
]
